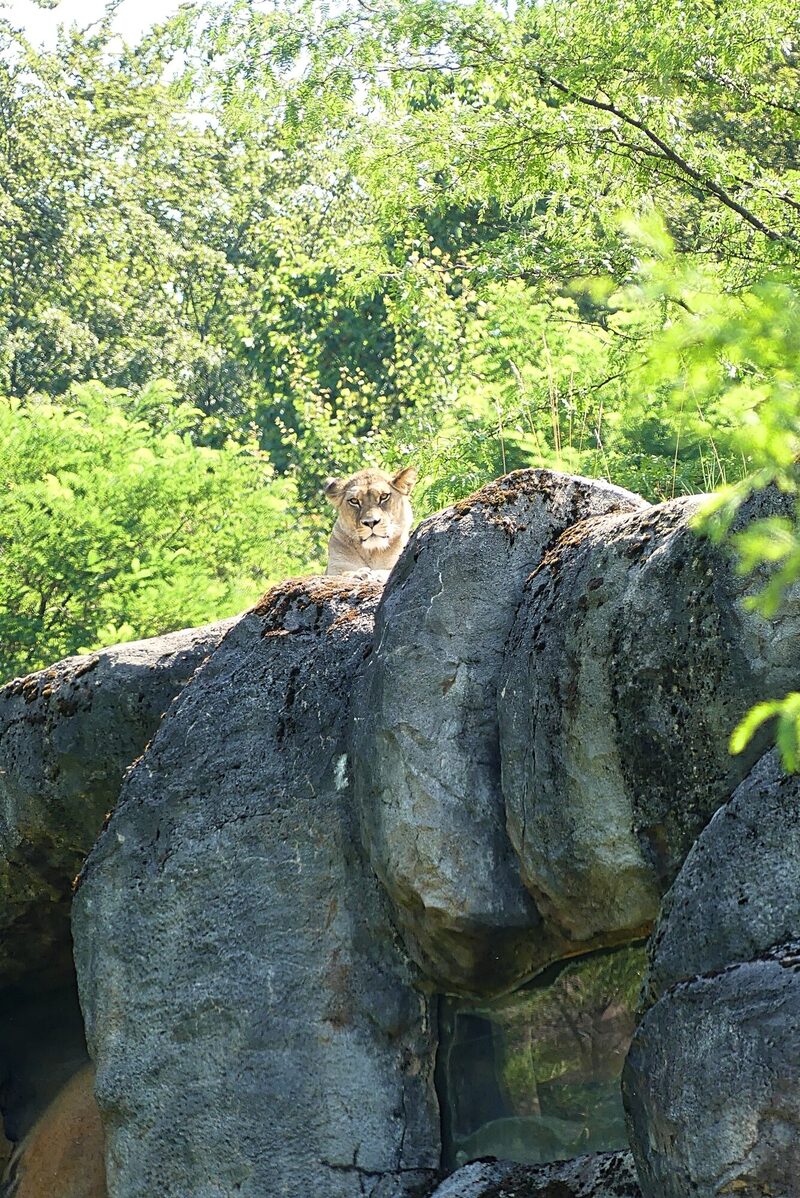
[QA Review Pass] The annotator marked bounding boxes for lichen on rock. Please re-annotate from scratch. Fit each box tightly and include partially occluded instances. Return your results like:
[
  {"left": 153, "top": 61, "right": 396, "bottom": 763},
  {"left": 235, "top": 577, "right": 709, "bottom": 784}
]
[{"left": 428, "top": 1150, "right": 641, "bottom": 1197}]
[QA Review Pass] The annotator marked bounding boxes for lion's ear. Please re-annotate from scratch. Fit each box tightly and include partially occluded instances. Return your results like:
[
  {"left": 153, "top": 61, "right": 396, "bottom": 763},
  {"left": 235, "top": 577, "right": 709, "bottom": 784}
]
[
  {"left": 391, "top": 465, "right": 418, "bottom": 495},
  {"left": 324, "top": 477, "right": 345, "bottom": 505}
]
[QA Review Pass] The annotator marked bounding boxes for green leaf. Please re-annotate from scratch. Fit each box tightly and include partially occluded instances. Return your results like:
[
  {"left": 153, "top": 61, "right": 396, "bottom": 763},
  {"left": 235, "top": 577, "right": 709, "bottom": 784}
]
[{"left": 729, "top": 700, "right": 783, "bottom": 755}]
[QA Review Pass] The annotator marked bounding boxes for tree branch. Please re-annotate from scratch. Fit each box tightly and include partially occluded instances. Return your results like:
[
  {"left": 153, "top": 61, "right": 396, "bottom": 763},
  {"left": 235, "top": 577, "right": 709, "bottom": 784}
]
[{"left": 537, "top": 71, "right": 796, "bottom": 246}]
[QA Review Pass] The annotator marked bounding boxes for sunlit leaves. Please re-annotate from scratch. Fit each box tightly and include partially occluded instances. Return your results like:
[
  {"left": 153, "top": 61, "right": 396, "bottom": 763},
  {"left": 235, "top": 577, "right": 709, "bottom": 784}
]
[
  {"left": 0, "top": 382, "right": 318, "bottom": 681},
  {"left": 615, "top": 225, "right": 800, "bottom": 768},
  {"left": 731, "top": 693, "right": 800, "bottom": 772}
]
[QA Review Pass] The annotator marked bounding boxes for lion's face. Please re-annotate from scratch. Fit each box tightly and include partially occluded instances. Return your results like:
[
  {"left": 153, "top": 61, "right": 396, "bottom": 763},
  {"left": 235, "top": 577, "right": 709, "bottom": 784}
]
[{"left": 325, "top": 466, "right": 417, "bottom": 552}]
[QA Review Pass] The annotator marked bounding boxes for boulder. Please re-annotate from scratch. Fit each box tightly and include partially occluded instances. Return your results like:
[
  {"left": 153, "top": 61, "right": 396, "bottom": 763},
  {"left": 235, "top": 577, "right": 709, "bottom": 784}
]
[
  {"left": 623, "top": 943, "right": 800, "bottom": 1198},
  {"left": 499, "top": 486, "right": 800, "bottom": 946},
  {"left": 429, "top": 1151, "right": 640, "bottom": 1197},
  {"left": 72, "top": 577, "right": 440, "bottom": 1198},
  {"left": 0, "top": 620, "right": 232, "bottom": 988},
  {"left": 644, "top": 748, "right": 800, "bottom": 1006},
  {"left": 352, "top": 470, "right": 647, "bottom": 995},
  {"left": 430, "top": 1161, "right": 514, "bottom": 1197}
]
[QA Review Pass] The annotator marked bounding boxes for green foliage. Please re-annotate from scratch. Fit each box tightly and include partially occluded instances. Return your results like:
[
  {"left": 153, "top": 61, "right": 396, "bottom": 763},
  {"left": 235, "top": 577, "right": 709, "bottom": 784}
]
[
  {"left": 731, "top": 695, "right": 800, "bottom": 772},
  {"left": 205, "top": 0, "right": 798, "bottom": 515},
  {"left": 0, "top": 382, "right": 317, "bottom": 680},
  {"left": 1, "top": 0, "right": 799, "bottom": 772},
  {"left": 619, "top": 228, "right": 800, "bottom": 767}
]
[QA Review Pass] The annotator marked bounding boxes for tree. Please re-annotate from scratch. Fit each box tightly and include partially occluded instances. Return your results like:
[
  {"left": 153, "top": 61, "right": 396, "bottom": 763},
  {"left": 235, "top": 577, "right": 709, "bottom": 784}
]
[
  {"left": 192, "top": 0, "right": 799, "bottom": 498},
  {"left": 2, "top": 0, "right": 798, "bottom": 740}
]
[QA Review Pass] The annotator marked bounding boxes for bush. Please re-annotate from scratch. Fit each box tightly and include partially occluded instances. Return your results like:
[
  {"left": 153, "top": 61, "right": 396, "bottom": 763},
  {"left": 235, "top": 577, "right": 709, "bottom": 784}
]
[{"left": 0, "top": 381, "right": 321, "bottom": 681}]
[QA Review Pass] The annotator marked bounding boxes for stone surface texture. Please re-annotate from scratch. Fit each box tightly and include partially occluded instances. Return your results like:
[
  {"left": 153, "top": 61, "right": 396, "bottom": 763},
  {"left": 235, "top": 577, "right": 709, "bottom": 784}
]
[
  {"left": 430, "top": 1151, "right": 640, "bottom": 1197},
  {"left": 352, "top": 469, "right": 648, "bottom": 995},
  {"left": 499, "top": 486, "right": 800, "bottom": 946},
  {"left": 624, "top": 943, "right": 800, "bottom": 1198},
  {"left": 0, "top": 620, "right": 232, "bottom": 988},
  {"left": 72, "top": 578, "right": 439, "bottom": 1198},
  {"left": 644, "top": 748, "right": 800, "bottom": 1006}
]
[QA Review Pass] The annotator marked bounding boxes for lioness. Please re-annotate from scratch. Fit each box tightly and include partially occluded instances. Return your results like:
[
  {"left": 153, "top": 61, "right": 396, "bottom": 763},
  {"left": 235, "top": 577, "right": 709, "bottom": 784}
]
[
  {"left": 324, "top": 465, "right": 417, "bottom": 581},
  {"left": 1, "top": 1064, "right": 106, "bottom": 1198}
]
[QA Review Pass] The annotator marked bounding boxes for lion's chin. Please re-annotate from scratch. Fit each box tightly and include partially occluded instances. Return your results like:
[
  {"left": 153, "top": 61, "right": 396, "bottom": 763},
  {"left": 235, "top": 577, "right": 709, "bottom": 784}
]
[{"left": 360, "top": 533, "right": 390, "bottom": 549}]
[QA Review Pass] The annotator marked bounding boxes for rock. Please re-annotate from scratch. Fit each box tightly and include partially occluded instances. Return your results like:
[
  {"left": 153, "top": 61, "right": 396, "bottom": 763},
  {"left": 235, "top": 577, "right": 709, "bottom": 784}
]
[
  {"left": 499, "top": 486, "right": 800, "bottom": 946},
  {"left": 430, "top": 1151, "right": 640, "bottom": 1197},
  {"left": 430, "top": 1160, "right": 515, "bottom": 1197},
  {"left": 644, "top": 748, "right": 800, "bottom": 1007},
  {"left": 352, "top": 470, "right": 648, "bottom": 995},
  {"left": 623, "top": 943, "right": 800, "bottom": 1198},
  {"left": 0, "top": 620, "right": 232, "bottom": 989},
  {"left": 1, "top": 1063, "right": 106, "bottom": 1198},
  {"left": 72, "top": 577, "right": 440, "bottom": 1198}
]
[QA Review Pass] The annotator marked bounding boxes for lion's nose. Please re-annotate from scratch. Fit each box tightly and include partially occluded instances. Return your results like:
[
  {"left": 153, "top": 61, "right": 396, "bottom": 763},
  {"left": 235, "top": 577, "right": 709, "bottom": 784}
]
[{"left": 361, "top": 516, "right": 381, "bottom": 529}]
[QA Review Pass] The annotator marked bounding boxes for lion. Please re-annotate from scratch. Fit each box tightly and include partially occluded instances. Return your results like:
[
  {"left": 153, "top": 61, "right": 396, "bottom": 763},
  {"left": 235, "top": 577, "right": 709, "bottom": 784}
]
[
  {"left": 0, "top": 1064, "right": 106, "bottom": 1198},
  {"left": 324, "top": 465, "right": 417, "bottom": 581}
]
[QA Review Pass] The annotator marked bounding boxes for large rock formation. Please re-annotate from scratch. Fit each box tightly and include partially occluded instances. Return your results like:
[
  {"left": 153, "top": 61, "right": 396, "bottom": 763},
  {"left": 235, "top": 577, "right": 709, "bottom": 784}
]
[
  {"left": 498, "top": 487, "right": 800, "bottom": 946},
  {"left": 0, "top": 621, "right": 232, "bottom": 988},
  {"left": 351, "top": 470, "right": 647, "bottom": 995},
  {"left": 72, "top": 578, "right": 439, "bottom": 1198},
  {"left": 624, "top": 943, "right": 800, "bottom": 1198},
  {"left": 0, "top": 468, "right": 794, "bottom": 1198}
]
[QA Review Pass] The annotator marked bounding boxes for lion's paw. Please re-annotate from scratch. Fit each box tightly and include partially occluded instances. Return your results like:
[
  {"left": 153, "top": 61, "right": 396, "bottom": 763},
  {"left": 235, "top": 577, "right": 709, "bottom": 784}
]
[{"left": 350, "top": 567, "right": 389, "bottom": 583}]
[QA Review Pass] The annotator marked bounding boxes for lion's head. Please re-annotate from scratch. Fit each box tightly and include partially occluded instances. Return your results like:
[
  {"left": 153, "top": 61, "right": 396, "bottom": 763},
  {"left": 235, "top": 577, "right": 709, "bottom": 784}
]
[{"left": 324, "top": 465, "right": 417, "bottom": 576}]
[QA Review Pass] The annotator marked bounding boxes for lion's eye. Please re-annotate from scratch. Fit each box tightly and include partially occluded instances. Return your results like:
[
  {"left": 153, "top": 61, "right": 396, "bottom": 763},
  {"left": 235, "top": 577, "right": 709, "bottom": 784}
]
[
  {"left": 348, "top": 497, "right": 359, "bottom": 507},
  {"left": 379, "top": 494, "right": 391, "bottom": 504}
]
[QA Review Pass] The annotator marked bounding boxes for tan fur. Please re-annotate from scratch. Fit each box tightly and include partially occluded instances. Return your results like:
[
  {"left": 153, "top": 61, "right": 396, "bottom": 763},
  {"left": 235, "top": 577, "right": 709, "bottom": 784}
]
[
  {"left": 324, "top": 465, "right": 417, "bottom": 581},
  {"left": 1, "top": 1065, "right": 106, "bottom": 1198}
]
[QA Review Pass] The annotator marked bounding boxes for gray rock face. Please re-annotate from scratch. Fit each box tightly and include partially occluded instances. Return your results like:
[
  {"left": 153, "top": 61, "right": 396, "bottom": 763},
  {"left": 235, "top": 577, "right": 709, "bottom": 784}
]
[
  {"left": 352, "top": 470, "right": 648, "bottom": 995},
  {"left": 430, "top": 1151, "right": 640, "bottom": 1197},
  {"left": 430, "top": 1161, "right": 514, "bottom": 1197},
  {"left": 624, "top": 943, "right": 800, "bottom": 1198},
  {"left": 499, "top": 487, "right": 800, "bottom": 946},
  {"left": 626, "top": 751, "right": 800, "bottom": 1195},
  {"left": 72, "top": 578, "right": 440, "bottom": 1198},
  {"left": 644, "top": 749, "right": 800, "bottom": 1007},
  {"left": 0, "top": 620, "right": 231, "bottom": 988}
]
